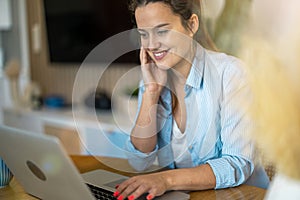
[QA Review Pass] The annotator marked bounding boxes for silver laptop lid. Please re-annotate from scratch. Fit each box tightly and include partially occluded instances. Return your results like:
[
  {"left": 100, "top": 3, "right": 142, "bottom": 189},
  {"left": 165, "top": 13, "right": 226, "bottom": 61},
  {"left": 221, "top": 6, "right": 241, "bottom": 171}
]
[{"left": 0, "top": 125, "right": 95, "bottom": 200}]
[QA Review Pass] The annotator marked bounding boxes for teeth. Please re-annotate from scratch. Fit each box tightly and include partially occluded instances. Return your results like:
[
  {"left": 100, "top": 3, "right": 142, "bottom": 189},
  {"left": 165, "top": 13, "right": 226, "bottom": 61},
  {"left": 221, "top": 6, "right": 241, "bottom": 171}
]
[{"left": 154, "top": 52, "right": 164, "bottom": 57}]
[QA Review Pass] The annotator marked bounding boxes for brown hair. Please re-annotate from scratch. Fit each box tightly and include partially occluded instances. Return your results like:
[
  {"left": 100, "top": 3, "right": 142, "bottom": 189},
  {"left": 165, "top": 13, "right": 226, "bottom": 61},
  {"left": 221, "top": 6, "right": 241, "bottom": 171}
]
[
  {"left": 129, "top": 0, "right": 217, "bottom": 116},
  {"left": 128, "top": 0, "right": 217, "bottom": 51}
]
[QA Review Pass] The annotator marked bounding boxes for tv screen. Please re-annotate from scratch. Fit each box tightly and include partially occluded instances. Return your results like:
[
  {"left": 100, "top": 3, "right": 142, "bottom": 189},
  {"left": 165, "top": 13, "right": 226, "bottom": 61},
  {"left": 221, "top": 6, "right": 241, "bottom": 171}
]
[{"left": 43, "top": 0, "right": 139, "bottom": 64}]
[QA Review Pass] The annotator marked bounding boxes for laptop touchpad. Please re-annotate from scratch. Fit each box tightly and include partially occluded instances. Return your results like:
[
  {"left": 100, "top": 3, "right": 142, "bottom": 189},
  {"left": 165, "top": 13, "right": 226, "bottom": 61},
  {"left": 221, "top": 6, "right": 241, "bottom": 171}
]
[{"left": 104, "top": 178, "right": 127, "bottom": 189}]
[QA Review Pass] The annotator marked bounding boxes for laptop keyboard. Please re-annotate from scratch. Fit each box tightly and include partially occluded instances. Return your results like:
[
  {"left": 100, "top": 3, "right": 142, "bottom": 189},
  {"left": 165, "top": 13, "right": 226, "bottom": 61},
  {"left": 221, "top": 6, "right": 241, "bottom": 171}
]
[
  {"left": 86, "top": 183, "right": 117, "bottom": 200},
  {"left": 86, "top": 183, "right": 148, "bottom": 200}
]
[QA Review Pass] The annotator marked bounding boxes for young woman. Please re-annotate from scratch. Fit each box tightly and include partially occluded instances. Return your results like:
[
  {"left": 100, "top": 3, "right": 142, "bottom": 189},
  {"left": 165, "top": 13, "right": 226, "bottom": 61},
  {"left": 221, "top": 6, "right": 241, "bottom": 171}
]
[{"left": 114, "top": 0, "right": 269, "bottom": 199}]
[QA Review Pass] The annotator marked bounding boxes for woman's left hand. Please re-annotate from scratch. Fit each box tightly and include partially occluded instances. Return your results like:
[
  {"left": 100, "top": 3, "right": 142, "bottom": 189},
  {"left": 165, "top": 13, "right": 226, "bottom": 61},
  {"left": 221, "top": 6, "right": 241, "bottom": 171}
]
[{"left": 114, "top": 172, "right": 170, "bottom": 200}]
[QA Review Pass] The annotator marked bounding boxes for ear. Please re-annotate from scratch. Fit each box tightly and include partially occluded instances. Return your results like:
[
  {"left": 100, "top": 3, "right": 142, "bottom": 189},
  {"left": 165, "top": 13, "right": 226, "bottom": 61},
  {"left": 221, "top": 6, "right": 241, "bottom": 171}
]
[{"left": 188, "top": 14, "right": 199, "bottom": 37}]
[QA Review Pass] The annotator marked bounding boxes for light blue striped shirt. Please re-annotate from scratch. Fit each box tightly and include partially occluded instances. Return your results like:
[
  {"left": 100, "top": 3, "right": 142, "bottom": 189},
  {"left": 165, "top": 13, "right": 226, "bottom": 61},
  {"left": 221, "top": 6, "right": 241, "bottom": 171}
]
[{"left": 125, "top": 44, "right": 269, "bottom": 189}]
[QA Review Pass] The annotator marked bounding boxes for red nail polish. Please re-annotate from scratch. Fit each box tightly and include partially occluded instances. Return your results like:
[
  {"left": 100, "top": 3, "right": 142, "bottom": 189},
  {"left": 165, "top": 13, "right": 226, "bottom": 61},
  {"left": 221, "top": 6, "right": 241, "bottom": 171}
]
[
  {"left": 113, "top": 191, "right": 119, "bottom": 197},
  {"left": 117, "top": 195, "right": 124, "bottom": 200},
  {"left": 147, "top": 194, "right": 153, "bottom": 200},
  {"left": 128, "top": 195, "right": 135, "bottom": 200}
]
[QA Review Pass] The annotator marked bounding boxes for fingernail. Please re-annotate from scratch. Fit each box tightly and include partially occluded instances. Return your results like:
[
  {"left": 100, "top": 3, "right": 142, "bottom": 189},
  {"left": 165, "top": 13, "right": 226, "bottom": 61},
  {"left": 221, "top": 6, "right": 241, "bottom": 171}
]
[
  {"left": 115, "top": 184, "right": 119, "bottom": 189},
  {"left": 128, "top": 195, "right": 135, "bottom": 200},
  {"left": 147, "top": 194, "right": 153, "bottom": 200},
  {"left": 113, "top": 191, "right": 119, "bottom": 197},
  {"left": 117, "top": 195, "right": 124, "bottom": 200}
]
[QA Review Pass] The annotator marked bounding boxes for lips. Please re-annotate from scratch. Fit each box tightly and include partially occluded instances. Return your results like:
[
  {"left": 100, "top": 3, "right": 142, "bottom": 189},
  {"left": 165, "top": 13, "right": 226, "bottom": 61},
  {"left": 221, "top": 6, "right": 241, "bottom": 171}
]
[{"left": 152, "top": 50, "right": 168, "bottom": 61}]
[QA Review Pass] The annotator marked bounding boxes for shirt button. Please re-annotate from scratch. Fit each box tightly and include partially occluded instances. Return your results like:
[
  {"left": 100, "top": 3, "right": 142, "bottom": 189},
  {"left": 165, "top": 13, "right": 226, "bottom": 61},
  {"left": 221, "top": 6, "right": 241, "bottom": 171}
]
[{"left": 189, "top": 145, "right": 193, "bottom": 150}]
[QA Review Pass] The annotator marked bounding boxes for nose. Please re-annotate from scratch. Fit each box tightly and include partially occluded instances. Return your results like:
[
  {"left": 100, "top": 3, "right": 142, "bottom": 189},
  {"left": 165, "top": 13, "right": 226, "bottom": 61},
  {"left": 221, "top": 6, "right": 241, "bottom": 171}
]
[{"left": 144, "top": 34, "right": 160, "bottom": 50}]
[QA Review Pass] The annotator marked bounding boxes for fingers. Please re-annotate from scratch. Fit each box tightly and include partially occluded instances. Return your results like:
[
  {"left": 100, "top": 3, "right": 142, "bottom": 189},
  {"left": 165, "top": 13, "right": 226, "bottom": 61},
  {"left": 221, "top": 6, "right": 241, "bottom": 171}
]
[
  {"left": 140, "top": 47, "right": 154, "bottom": 65},
  {"left": 139, "top": 48, "right": 167, "bottom": 94},
  {"left": 114, "top": 176, "right": 159, "bottom": 200},
  {"left": 115, "top": 178, "right": 146, "bottom": 200},
  {"left": 146, "top": 188, "right": 159, "bottom": 200},
  {"left": 140, "top": 47, "right": 151, "bottom": 65},
  {"left": 146, "top": 193, "right": 155, "bottom": 200},
  {"left": 113, "top": 178, "right": 135, "bottom": 199},
  {"left": 127, "top": 184, "right": 151, "bottom": 200},
  {"left": 140, "top": 47, "right": 146, "bottom": 65}
]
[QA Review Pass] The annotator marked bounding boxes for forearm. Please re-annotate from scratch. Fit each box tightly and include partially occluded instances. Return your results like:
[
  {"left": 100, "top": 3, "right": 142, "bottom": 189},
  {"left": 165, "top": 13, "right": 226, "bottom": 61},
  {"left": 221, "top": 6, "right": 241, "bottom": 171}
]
[
  {"left": 161, "top": 164, "right": 216, "bottom": 191},
  {"left": 131, "top": 91, "right": 160, "bottom": 153}
]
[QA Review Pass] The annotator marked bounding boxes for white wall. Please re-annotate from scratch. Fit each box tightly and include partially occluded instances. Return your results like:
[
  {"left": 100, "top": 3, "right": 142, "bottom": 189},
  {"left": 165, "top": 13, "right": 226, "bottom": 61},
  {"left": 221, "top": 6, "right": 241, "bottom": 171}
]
[
  {"left": 0, "top": 33, "right": 3, "bottom": 75},
  {"left": 0, "top": 0, "right": 12, "bottom": 75},
  {"left": 0, "top": 0, "right": 12, "bottom": 30},
  {"left": 0, "top": 0, "right": 30, "bottom": 124}
]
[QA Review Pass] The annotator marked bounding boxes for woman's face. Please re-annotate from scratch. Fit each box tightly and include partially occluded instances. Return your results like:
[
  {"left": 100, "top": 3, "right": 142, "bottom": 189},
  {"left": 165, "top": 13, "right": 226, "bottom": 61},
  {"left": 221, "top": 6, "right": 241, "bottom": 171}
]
[{"left": 135, "top": 2, "right": 196, "bottom": 70}]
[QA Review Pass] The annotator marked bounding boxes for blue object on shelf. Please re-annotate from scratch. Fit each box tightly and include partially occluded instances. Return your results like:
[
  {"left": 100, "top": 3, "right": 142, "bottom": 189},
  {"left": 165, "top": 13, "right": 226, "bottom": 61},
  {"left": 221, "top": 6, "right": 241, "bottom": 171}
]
[{"left": 44, "top": 96, "right": 65, "bottom": 108}]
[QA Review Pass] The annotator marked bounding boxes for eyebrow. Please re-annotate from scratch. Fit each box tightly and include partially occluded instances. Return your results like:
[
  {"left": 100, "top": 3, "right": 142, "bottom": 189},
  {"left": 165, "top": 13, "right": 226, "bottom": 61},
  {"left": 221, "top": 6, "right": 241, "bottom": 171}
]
[{"left": 137, "top": 23, "right": 170, "bottom": 32}]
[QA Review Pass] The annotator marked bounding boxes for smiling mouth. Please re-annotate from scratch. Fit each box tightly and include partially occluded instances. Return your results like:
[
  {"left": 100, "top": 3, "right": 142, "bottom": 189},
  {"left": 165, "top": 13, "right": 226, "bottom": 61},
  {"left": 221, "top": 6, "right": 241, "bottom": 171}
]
[{"left": 152, "top": 50, "right": 169, "bottom": 61}]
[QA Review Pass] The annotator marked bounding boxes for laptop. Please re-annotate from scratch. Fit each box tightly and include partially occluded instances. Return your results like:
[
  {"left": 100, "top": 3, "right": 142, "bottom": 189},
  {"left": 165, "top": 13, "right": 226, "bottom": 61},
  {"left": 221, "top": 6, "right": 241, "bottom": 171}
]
[{"left": 0, "top": 125, "right": 190, "bottom": 200}]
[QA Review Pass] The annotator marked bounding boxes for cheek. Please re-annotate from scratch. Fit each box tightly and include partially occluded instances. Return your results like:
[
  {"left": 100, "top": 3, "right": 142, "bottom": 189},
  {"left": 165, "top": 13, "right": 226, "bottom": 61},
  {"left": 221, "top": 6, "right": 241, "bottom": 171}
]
[
  {"left": 140, "top": 39, "right": 148, "bottom": 48},
  {"left": 160, "top": 34, "right": 187, "bottom": 49},
  {"left": 170, "top": 39, "right": 191, "bottom": 58},
  {"left": 170, "top": 31, "right": 193, "bottom": 46},
  {"left": 161, "top": 38, "right": 174, "bottom": 47}
]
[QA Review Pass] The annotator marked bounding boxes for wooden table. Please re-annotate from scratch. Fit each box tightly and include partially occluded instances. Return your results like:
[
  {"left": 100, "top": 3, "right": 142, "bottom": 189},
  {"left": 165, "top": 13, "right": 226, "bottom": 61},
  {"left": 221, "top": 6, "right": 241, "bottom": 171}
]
[{"left": 0, "top": 155, "right": 266, "bottom": 200}]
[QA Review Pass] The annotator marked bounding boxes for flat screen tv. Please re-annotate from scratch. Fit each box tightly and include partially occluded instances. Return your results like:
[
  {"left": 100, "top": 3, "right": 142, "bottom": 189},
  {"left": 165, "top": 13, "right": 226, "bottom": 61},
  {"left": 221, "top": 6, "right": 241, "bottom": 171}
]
[{"left": 43, "top": 0, "right": 139, "bottom": 64}]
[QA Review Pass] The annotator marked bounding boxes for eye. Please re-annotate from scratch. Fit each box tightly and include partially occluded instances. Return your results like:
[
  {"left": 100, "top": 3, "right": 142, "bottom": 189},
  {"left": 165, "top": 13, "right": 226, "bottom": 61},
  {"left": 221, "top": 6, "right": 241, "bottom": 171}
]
[
  {"left": 138, "top": 31, "right": 149, "bottom": 39},
  {"left": 157, "top": 29, "right": 169, "bottom": 36}
]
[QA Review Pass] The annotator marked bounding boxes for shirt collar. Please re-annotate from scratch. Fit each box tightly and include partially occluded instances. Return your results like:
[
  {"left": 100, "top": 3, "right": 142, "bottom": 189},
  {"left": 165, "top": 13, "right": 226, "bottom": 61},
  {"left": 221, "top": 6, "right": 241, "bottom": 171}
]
[{"left": 185, "top": 44, "right": 205, "bottom": 90}]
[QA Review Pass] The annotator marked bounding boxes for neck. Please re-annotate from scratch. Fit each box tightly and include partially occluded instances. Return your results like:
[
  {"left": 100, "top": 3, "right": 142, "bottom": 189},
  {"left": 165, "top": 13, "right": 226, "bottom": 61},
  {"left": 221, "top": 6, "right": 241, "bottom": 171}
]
[
  {"left": 172, "top": 43, "right": 196, "bottom": 79},
  {"left": 169, "top": 68, "right": 188, "bottom": 87},
  {"left": 171, "top": 51, "right": 195, "bottom": 87}
]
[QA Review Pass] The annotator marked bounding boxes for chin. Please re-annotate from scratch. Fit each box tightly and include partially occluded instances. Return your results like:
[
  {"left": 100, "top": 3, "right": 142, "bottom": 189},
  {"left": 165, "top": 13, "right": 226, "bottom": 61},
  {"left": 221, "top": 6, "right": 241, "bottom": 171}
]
[
  {"left": 154, "top": 57, "right": 178, "bottom": 71},
  {"left": 156, "top": 62, "right": 172, "bottom": 70}
]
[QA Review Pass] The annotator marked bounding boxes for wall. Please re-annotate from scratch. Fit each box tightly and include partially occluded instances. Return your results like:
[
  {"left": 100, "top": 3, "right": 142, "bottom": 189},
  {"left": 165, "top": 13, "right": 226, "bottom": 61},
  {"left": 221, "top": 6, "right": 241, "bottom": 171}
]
[
  {"left": 1, "top": 0, "right": 30, "bottom": 93},
  {"left": 0, "top": 0, "right": 29, "bottom": 123},
  {"left": 0, "top": 0, "right": 12, "bottom": 74},
  {"left": 0, "top": 33, "right": 3, "bottom": 73}
]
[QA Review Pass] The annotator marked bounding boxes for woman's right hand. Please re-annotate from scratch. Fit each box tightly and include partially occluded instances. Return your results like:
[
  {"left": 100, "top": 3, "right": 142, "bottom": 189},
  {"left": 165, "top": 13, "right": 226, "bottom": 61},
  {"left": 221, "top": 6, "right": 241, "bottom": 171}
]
[
  {"left": 140, "top": 48, "right": 167, "bottom": 96},
  {"left": 130, "top": 48, "right": 166, "bottom": 152}
]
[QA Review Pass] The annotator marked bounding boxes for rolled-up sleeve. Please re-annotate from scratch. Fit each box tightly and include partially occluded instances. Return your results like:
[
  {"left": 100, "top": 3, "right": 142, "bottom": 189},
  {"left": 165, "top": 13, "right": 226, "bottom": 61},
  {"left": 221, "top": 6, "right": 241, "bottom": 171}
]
[
  {"left": 207, "top": 59, "right": 255, "bottom": 189},
  {"left": 207, "top": 155, "right": 253, "bottom": 189},
  {"left": 125, "top": 139, "right": 158, "bottom": 171}
]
